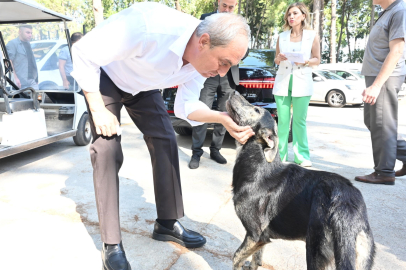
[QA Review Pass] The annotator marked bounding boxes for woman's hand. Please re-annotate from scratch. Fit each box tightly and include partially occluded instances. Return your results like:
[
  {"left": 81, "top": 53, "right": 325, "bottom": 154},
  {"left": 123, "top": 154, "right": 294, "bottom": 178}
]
[{"left": 276, "top": 53, "right": 288, "bottom": 62}]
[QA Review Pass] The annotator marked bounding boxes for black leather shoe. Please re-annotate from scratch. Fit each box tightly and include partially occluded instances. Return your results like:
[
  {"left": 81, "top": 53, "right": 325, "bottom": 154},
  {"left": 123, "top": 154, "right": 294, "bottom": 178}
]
[
  {"left": 189, "top": 156, "right": 200, "bottom": 169},
  {"left": 102, "top": 242, "right": 131, "bottom": 270},
  {"left": 210, "top": 151, "right": 227, "bottom": 164},
  {"left": 152, "top": 221, "right": 206, "bottom": 248}
]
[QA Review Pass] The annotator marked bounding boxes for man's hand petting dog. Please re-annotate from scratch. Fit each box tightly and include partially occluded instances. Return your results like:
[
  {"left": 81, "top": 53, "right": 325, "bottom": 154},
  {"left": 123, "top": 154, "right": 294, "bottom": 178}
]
[{"left": 219, "top": 112, "right": 255, "bottom": 144}]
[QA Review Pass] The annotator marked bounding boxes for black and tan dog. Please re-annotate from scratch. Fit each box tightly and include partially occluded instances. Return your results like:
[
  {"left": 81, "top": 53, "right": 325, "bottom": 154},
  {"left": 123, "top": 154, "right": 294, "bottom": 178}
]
[{"left": 226, "top": 92, "right": 375, "bottom": 270}]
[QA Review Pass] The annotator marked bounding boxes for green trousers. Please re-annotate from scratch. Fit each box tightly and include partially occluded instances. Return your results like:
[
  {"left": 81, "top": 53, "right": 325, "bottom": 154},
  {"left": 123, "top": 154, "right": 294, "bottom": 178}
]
[{"left": 274, "top": 75, "right": 311, "bottom": 163}]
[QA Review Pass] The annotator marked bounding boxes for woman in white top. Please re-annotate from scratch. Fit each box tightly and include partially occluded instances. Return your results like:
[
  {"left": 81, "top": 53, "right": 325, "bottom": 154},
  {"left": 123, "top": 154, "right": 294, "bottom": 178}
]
[{"left": 273, "top": 2, "right": 320, "bottom": 167}]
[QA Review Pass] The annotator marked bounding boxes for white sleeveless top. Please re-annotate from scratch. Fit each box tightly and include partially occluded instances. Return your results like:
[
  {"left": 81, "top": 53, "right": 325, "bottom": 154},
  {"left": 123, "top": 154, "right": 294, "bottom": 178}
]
[{"left": 273, "top": 30, "right": 317, "bottom": 97}]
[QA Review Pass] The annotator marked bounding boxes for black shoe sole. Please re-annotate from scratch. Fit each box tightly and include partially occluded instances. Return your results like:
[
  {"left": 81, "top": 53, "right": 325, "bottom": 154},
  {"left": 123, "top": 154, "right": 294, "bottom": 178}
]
[
  {"left": 209, "top": 156, "right": 227, "bottom": 164},
  {"left": 103, "top": 262, "right": 131, "bottom": 270},
  {"left": 152, "top": 232, "right": 206, "bottom": 248}
]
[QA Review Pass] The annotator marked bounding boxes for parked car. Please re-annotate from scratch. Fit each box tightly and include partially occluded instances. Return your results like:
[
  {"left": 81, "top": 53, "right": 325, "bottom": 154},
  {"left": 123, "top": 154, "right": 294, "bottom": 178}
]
[
  {"left": 162, "top": 49, "right": 279, "bottom": 136},
  {"left": 311, "top": 70, "right": 364, "bottom": 108},
  {"left": 30, "top": 39, "right": 68, "bottom": 90}
]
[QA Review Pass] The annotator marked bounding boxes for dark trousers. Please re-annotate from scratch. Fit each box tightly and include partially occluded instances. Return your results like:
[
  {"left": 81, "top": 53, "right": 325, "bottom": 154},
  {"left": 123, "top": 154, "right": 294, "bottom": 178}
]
[
  {"left": 87, "top": 70, "right": 184, "bottom": 244},
  {"left": 191, "top": 75, "right": 233, "bottom": 157},
  {"left": 364, "top": 76, "right": 406, "bottom": 177}
]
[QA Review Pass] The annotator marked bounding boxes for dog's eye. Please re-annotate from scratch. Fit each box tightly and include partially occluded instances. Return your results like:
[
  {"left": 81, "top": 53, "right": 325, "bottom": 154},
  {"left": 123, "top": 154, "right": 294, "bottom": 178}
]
[{"left": 254, "top": 107, "right": 260, "bottom": 114}]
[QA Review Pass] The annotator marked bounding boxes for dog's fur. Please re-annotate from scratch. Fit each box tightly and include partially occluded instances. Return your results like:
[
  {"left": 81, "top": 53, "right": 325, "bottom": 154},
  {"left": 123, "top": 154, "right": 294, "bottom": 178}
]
[{"left": 226, "top": 92, "right": 375, "bottom": 270}]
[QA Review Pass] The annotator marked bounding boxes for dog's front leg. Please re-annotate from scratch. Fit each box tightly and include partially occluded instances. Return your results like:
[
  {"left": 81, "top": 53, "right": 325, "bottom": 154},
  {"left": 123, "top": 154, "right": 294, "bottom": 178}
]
[
  {"left": 233, "top": 234, "right": 263, "bottom": 270},
  {"left": 249, "top": 247, "right": 264, "bottom": 270}
]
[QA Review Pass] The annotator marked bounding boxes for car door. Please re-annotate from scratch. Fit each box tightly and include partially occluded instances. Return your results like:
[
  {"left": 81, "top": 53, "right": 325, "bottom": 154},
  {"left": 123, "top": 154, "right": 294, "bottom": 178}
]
[{"left": 311, "top": 72, "right": 326, "bottom": 101}]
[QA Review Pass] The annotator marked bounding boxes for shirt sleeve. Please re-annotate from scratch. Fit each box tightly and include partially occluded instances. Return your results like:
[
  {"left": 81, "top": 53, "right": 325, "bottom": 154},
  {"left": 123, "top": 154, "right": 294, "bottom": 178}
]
[
  {"left": 5, "top": 41, "right": 17, "bottom": 62},
  {"left": 58, "top": 47, "right": 69, "bottom": 61},
  {"left": 389, "top": 9, "right": 406, "bottom": 42},
  {"left": 174, "top": 75, "right": 209, "bottom": 127},
  {"left": 70, "top": 8, "right": 147, "bottom": 93}
]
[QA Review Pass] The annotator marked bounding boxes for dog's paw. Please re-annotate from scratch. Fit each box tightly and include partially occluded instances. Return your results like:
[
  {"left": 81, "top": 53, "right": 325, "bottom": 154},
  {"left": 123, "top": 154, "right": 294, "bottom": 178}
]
[{"left": 242, "top": 261, "right": 252, "bottom": 270}]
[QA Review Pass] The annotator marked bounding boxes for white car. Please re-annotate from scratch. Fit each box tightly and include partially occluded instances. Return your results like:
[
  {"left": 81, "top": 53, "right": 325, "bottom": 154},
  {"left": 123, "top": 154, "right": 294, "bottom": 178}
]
[
  {"left": 30, "top": 39, "right": 68, "bottom": 90},
  {"left": 320, "top": 63, "right": 405, "bottom": 100},
  {"left": 311, "top": 70, "right": 363, "bottom": 108}
]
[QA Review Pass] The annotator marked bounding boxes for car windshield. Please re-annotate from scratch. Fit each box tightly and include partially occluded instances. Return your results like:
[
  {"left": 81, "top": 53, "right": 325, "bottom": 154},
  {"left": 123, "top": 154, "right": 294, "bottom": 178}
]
[
  {"left": 240, "top": 50, "right": 276, "bottom": 67},
  {"left": 0, "top": 22, "right": 80, "bottom": 92},
  {"left": 316, "top": 71, "right": 344, "bottom": 80}
]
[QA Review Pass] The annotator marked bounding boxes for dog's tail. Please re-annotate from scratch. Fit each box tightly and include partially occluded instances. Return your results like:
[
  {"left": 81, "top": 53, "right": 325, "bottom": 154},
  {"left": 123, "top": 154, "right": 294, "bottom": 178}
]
[{"left": 330, "top": 189, "right": 375, "bottom": 270}]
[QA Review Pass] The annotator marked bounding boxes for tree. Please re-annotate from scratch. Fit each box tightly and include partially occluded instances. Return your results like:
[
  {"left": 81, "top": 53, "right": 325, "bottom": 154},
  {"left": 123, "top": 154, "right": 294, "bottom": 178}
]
[{"left": 330, "top": 0, "right": 337, "bottom": 63}]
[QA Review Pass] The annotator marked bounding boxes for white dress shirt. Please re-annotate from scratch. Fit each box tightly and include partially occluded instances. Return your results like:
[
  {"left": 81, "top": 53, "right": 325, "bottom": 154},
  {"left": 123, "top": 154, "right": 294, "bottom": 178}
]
[{"left": 71, "top": 2, "right": 209, "bottom": 126}]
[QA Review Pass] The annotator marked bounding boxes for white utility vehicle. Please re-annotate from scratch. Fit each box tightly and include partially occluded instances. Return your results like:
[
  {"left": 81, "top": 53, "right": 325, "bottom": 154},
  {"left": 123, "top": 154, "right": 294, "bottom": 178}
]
[{"left": 0, "top": 0, "right": 91, "bottom": 159}]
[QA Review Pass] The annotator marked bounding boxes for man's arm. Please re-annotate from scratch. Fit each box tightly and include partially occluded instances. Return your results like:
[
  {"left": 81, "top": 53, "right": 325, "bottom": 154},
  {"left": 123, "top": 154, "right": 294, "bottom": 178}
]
[
  {"left": 83, "top": 90, "right": 120, "bottom": 136},
  {"left": 188, "top": 109, "right": 254, "bottom": 144},
  {"left": 9, "top": 60, "right": 21, "bottom": 88},
  {"left": 58, "top": 59, "right": 69, "bottom": 89},
  {"left": 174, "top": 77, "right": 254, "bottom": 144},
  {"left": 362, "top": 38, "right": 405, "bottom": 105},
  {"left": 71, "top": 9, "right": 146, "bottom": 136}
]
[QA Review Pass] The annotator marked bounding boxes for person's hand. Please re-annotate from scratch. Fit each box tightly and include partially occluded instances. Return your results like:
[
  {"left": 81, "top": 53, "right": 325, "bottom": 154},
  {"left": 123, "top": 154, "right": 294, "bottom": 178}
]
[
  {"left": 276, "top": 53, "right": 288, "bottom": 62},
  {"left": 63, "top": 79, "right": 70, "bottom": 89},
  {"left": 14, "top": 76, "right": 21, "bottom": 88},
  {"left": 219, "top": 112, "right": 255, "bottom": 144},
  {"left": 362, "top": 84, "right": 381, "bottom": 105},
  {"left": 91, "top": 108, "right": 120, "bottom": 137}
]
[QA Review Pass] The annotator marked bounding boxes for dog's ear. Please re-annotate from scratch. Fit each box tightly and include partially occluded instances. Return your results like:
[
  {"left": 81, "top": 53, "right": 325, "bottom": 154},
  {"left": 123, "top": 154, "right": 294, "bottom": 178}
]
[
  {"left": 264, "top": 147, "right": 278, "bottom": 162},
  {"left": 261, "top": 129, "right": 278, "bottom": 163}
]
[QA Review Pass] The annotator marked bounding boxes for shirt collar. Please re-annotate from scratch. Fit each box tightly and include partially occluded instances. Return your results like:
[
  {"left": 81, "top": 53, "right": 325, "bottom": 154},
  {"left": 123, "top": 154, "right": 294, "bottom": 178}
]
[
  {"left": 385, "top": 0, "right": 402, "bottom": 10},
  {"left": 169, "top": 20, "right": 201, "bottom": 70}
]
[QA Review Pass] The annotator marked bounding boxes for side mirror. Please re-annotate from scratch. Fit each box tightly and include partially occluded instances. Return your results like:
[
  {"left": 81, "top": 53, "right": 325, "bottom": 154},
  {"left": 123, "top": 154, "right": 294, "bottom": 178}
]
[{"left": 313, "top": 76, "right": 323, "bottom": 82}]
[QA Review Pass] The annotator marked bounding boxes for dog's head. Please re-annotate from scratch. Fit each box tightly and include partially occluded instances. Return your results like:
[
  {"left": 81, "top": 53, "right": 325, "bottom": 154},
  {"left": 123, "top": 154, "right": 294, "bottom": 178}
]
[{"left": 226, "top": 91, "right": 279, "bottom": 163}]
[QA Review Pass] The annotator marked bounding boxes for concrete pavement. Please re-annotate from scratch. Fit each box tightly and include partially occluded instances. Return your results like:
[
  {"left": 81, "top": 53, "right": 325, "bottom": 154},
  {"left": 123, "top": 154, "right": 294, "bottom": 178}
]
[{"left": 0, "top": 100, "right": 405, "bottom": 270}]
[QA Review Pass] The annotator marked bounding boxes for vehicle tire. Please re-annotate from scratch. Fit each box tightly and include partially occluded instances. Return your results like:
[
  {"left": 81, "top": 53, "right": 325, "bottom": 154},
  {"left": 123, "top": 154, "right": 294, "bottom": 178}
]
[
  {"left": 73, "top": 113, "right": 92, "bottom": 146},
  {"left": 173, "top": 126, "right": 193, "bottom": 136},
  {"left": 326, "top": 90, "right": 346, "bottom": 108},
  {"left": 39, "top": 81, "right": 58, "bottom": 90}
]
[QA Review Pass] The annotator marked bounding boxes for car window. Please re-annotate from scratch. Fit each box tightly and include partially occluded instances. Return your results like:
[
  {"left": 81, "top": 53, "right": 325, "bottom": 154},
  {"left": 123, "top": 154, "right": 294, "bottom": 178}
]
[
  {"left": 31, "top": 42, "right": 57, "bottom": 62},
  {"left": 336, "top": 71, "right": 352, "bottom": 79},
  {"left": 353, "top": 70, "right": 365, "bottom": 79},
  {"left": 315, "top": 70, "right": 344, "bottom": 80}
]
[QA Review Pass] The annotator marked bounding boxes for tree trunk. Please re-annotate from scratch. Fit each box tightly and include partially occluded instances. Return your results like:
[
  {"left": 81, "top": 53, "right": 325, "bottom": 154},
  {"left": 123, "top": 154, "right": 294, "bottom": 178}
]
[
  {"left": 254, "top": 0, "right": 269, "bottom": 48},
  {"left": 238, "top": 0, "right": 241, "bottom": 14},
  {"left": 320, "top": 0, "right": 325, "bottom": 49},
  {"left": 312, "top": 0, "right": 321, "bottom": 35},
  {"left": 92, "top": 0, "right": 104, "bottom": 26},
  {"left": 174, "top": 0, "right": 181, "bottom": 11},
  {"left": 370, "top": 0, "right": 375, "bottom": 32},
  {"left": 330, "top": 0, "right": 337, "bottom": 63},
  {"left": 336, "top": 0, "right": 347, "bottom": 61},
  {"left": 346, "top": 12, "right": 352, "bottom": 62}
]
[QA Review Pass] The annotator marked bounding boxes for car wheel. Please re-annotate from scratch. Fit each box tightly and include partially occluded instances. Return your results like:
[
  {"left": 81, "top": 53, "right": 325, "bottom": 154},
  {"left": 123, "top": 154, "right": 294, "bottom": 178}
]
[
  {"left": 73, "top": 113, "right": 92, "bottom": 146},
  {"left": 39, "top": 81, "right": 58, "bottom": 90},
  {"left": 327, "top": 90, "right": 346, "bottom": 108},
  {"left": 173, "top": 126, "right": 193, "bottom": 136}
]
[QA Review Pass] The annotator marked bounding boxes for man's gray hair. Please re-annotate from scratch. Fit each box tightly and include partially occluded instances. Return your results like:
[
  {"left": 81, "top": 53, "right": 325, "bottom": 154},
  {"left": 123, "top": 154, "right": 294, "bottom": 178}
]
[{"left": 196, "top": 13, "right": 250, "bottom": 48}]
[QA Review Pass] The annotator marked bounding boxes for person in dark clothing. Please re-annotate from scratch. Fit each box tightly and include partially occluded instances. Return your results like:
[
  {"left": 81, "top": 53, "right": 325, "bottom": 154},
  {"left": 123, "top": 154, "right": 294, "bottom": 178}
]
[
  {"left": 6, "top": 25, "right": 38, "bottom": 95},
  {"left": 189, "top": 0, "right": 241, "bottom": 169}
]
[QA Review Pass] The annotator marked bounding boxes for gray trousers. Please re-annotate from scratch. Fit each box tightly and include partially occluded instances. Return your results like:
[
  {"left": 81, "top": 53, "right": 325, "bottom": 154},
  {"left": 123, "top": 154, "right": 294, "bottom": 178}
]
[
  {"left": 87, "top": 70, "right": 184, "bottom": 244},
  {"left": 191, "top": 75, "right": 233, "bottom": 157},
  {"left": 364, "top": 76, "right": 406, "bottom": 177}
]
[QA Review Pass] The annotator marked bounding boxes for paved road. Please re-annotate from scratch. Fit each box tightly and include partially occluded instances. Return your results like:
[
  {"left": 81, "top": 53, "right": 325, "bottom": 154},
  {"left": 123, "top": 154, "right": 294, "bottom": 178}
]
[{"left": 0, "top": 100, "right": 405, "bottom": 270}]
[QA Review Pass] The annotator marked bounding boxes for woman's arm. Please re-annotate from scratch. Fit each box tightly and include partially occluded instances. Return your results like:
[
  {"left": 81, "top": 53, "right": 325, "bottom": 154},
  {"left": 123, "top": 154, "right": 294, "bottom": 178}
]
[
  {"left": 307, "top": 35, "right": 321, "bottom": 66},
  {"left": 274, "top": 37, "right": 287, "bottom": 66}
]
